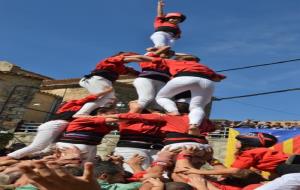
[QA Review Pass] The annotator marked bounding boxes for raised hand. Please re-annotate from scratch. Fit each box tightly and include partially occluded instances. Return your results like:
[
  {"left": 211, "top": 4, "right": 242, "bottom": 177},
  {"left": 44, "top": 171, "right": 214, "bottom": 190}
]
[
  {"left": 143, "top": 177, "right": 164, "bottom": 190},
  {"left": 187, "top": 175, "right": 208, "bottom": 190},
  {"left": 179, "top": 146, "right": 200, "bottom": 155},
  {"left": 19, "top": 161, "right": 101, "bottom": 190},
  {"left": 157, "top": 0, "right": 164, "bottom": 17},
  {"left": 155, "top": 147, "right": 179, "bottom": 166},
  {"left": 158, "top": 0, "right": 164, "bottom": 6},
  {"left": 126, "top": 154, "right": 145, "bottom": 166},
  {"left": 59, "top": 146, "right": 82, "bottom": 160}
]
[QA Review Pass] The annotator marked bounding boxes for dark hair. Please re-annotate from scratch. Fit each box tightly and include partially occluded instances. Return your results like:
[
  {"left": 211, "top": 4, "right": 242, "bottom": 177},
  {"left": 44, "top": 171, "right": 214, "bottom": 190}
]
[
  {"left": 93, "top": 161, "right": 123, "bottom": 177},
  {"left": 141, "top": 109, "right": 152, "bottom": 114},
  {"left": 165, "top": 182, "right": 194, "bottom": 190},
  {"left": 221, "top": 170, "right": 266, "bottom": 187},
  {"left": 63, "top": 166, "right": 84, "bottom": 176},
  {"left": 90, "top": 108, "right": 100, "bottom": 116},
  {"left": 236, "top": 132, "right": 277, "bottom": 148},
  {"left": 174, "top": 55, "right": 200, "bottom": 62},
  {"left": 164, "top": 50, "right": 175, "bottom": 58},
  {"left": 174, "top": 91, "right": 191, "bottom": 100},
  {"left": 90, "top": 105, "right": 116, "bottom": 116},
  {"left": 175, "top": 102, "right": 189, "bottom": 114}
]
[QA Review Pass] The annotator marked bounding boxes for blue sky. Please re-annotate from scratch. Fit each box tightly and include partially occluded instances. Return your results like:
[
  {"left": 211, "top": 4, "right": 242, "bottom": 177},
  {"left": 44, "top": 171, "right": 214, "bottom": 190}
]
[{"left": 1, "top": 0, "right": 300, "bottom": 121}]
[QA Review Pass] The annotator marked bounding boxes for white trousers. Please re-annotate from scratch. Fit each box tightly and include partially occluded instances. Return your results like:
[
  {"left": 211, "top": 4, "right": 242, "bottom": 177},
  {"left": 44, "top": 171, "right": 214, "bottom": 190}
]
[
  {"left": 255, "top": 173, "right": 300, "bottom": 190},
  {"left": 76, "top": 76, "right": 116, "bottom": 116},
  {"left": 56, "top": 142, "right": 97, "bottom": 164},
  {"left": 156, "top": 76, "right": 214, "bottom": 125},
  {"left": 150, "top": 31, "right": 176, "bottom": 47},
  {"left": 114, "top": 147, "right": 159, "bottom": 173},
  {"left": 163, "top": 142, "right": 211, "bottom": 152},
  {"left": 133, "top": 77, "right": 166, "bottom": 108},
  {"left": 8, "top": 120, "right": 69, "bottom": 159}
]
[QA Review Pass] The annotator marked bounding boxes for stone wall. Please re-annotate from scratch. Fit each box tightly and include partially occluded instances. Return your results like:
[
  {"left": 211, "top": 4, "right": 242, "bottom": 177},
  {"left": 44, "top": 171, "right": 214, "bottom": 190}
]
[
  {"left": 22, "top": 92, "right": 61, "bottom": 123},
  {"left": 0, "top": 61, "right": 52, "bottom": 130},
  {"left": 208, "top": 138, "right": 228, "bottom": 163},
  {"left": 0, "top": 73, "right": 43, "bottom": 130},
  {"left": 42, "top": 88, "right": 89, "bottom": 102},
  {"left": 42, "top": 81, "right": 138, "bottom": 106}
]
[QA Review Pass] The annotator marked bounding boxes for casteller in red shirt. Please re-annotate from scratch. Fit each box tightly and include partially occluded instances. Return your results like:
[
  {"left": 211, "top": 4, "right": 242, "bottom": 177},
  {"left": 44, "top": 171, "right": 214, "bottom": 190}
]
[
  {"left": 154, "top": 16, "right": 182, "bottom": 39},
  {"left": 117, "top": 113, "right": 215, "bottom": 135},
  {"left": 49, "top": 95, "right": 99, "bottom": 121},
  {"left": 139, "top": 52, "right": 169, "bottom": 73},
  {"left": 56, "top": 95, "right": 98, "bottom": 114},
  {"left": 59, "top": 117, "right": 113, "bottom": 145},
  {"left": 160, "top": 58, "right": 226, "bottom": 82},
  {"left": 231, "top": 147, "right": 289, "bottom": 173},
  {"left": 88, "top": 52, "right": 139, "bottom": 82}
]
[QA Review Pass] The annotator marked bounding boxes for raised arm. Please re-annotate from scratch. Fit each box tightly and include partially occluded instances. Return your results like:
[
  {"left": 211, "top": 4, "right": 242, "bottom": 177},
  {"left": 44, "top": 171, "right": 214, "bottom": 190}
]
[
  {"left": 157, "top": 0, "right": 164, "bottom": 17},
  {"left": 123, "top": 55, "right": 158, "bottom": 63},
  {"left": 178, "top": 166, "right": 241, "bottom": 176},
  {"left": 118, "top": 113, "right": 165, "bottom": 123}
]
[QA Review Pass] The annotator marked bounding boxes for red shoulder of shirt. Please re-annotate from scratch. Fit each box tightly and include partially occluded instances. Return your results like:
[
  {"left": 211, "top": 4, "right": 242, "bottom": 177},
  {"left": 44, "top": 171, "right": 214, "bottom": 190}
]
[
  {"left": 71, "top": 117, "right": 106, "bottom": 124},
  {"left": 154, "top": 16, "right": 178, "bottom": 29},
  {"left": 56, "top": 95, "right": 98, "bottom": 114},
  {"left": 105, "top": 55, "right": 125, "bottom": 63},
  {"left": 231, "top": 147, "right": 288, "bottom": 172}
]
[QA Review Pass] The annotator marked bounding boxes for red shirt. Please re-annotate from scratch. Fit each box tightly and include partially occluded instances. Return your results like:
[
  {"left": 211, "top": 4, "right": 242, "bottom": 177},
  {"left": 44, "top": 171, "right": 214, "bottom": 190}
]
[
  {"left": 160, "top": 59, "right": 226, "bottom": 81},
  {"left": 118, "top": 120, "right": 163, "bottom": 137},
  {"left": 139, "top": 53, "right": 168, "bottom": 72},
  {"left": 154, "top": 16, "right": 181, "bottom": 38},
  {"left": 118, "top": 113, "right": 187, "bottom": 134},
  {"left": 56, "top": 95, "right": 98, "bottom": 114},
  {"left": 118, "top": 113, "right": 214, "bottom": 135},
  {"left": 65, "top": 117, "right": 111, "bottom": 135},
  {"left": 118, "top": 113, "right": 165, "bottom": 137},
  {"left": 231, "top": 148, "right": 288, "bottom": 172},
  {"left": 94, "top": 55, "right": 129, "bottom": 75}
]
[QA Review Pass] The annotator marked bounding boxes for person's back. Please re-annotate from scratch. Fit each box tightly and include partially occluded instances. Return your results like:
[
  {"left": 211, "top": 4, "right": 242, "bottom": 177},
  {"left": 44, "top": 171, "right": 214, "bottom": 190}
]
[
  {"left": 232, "top": 147, "right": 288, "bottom": 173},
  {"left": 94, "top": 52, "right": 138, "bottom": 79},
  {"left": 161, "top": 56, "right": 226, "bottom": 82},
  {"left": 59, "top": 116, "right": 112, "bottom": 145}
]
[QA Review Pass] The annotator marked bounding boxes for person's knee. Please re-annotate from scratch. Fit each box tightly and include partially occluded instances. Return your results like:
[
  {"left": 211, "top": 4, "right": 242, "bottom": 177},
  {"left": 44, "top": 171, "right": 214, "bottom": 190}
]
[
  {"left": 138, "top": 97, "right": 155, "bottom": 108},
  {"left": 155, "top": 95, "right": 165, "bottom": 103},
  {"left": 79, "top": 78, "right": 87, "bottom": 87}
]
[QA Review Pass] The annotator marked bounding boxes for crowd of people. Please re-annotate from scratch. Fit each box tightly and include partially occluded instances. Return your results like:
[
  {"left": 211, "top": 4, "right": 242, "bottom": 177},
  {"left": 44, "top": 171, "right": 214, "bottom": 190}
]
[
  {"left": 1, "top": 1, "right": 299, "bottom": 189},
  {"left": 215, "top": 119, "right": 300, "bottom": 130}
]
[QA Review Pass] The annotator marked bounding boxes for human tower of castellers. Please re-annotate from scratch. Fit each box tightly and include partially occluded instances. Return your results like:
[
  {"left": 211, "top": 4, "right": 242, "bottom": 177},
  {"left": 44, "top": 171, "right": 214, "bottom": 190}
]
[{"left": 1, "top": 1, "right": 299, "bottom": 190}]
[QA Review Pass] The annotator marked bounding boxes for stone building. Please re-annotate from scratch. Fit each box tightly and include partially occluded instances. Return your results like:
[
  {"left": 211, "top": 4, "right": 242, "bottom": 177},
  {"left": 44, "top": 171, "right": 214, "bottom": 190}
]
[
  {"left": 40, "top": 76, "right": 137, "bottom": 103},
  {"left": 0, "top": 61, "right": 138, "bottom": 131},
  {"left": 0, "top": 61, "right": 53, "bottom": 131}
]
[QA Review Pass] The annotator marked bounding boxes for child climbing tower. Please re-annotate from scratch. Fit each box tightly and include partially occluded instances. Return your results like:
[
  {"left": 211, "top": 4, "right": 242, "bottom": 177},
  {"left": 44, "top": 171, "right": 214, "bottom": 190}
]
[{"left": 150, "top": 0, "right": 186, "bottom": 48}]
